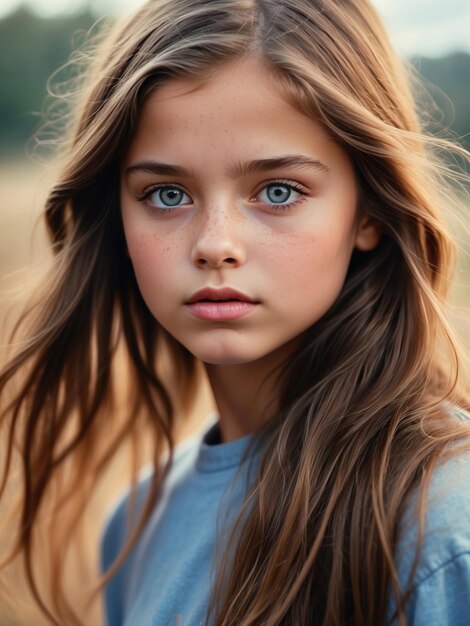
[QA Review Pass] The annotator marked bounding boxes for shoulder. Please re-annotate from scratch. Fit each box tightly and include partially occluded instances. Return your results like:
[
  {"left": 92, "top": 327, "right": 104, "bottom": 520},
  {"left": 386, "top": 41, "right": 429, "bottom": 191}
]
[
  {"left": 449, "top": 404, "right": 470, "bottom": 424},
  {"left": 394, "top": 406, "right": 470, "bottom": 625},
  {"left": 400, "top": 406, "right": 470, "bottom": 579},
  {"left": 100, "top": 426, "right": 206, "bottom": 573},
  {"left": 412, "top": 447, "right": 470, "bottom": 571},
  {"left": 99, "top": 428, "right": 208, "bottom": 626}
]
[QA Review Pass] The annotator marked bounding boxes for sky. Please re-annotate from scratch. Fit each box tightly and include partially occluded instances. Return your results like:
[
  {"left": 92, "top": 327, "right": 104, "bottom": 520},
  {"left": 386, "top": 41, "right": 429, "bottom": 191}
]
[{"left": 0, "top": 0, "right": 469, "bottom": 58}]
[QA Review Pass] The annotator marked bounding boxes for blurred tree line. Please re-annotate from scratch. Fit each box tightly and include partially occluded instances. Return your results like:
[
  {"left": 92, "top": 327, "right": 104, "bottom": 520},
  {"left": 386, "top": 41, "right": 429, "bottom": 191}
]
[
  {"left": 0, "top": 6, "right": 97, "bottom": 158},
  {"left": 0, "top": 6, "right": 469, "bottom": 160}
]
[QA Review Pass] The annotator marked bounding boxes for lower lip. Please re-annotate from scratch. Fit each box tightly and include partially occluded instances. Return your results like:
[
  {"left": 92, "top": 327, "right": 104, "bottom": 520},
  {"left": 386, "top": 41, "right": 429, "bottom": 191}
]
[{"left": 185, "top": 301, "right": 258, "bottom": 321}]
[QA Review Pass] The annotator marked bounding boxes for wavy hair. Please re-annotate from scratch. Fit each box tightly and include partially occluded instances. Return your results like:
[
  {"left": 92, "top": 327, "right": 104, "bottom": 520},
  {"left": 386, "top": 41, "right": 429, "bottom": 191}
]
[{"left": 1, "top": 1, "right": 470, "bottom": 624}]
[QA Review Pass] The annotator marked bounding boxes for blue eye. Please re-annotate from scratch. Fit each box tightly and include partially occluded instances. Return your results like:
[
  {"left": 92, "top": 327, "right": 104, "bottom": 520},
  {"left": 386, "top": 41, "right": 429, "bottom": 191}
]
[
  {"left": 257, "top": 181, "right": 307, "bottom": 211},
  {"left": 260, "top": 183, "right": 297, "bottom": 206},
  {"left": 142, "top": 185, "right": 191, "bottom": 212},
  {"left": 137, "top": 185, "right": 192, "bottom": 213}
]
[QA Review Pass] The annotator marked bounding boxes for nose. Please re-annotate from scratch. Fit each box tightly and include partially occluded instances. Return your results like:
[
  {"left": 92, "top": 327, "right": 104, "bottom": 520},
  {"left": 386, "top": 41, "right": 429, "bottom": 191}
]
[{"left": 190, "top": 210, "right": 246, "bottom": 269}]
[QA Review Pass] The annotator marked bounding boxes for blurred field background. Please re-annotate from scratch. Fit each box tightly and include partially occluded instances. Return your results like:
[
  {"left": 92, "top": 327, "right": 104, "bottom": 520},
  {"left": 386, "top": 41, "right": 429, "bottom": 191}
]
[{"left": 0, "top": 4, "right": 469, "bottom": 626}]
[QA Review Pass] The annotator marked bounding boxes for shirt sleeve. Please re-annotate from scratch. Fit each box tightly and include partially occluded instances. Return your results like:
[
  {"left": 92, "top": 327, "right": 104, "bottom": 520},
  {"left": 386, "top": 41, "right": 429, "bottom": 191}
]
[
  {"left": 100, "top": 490, "right": 129, "bottom": 626},
  {"left": 406, "top": 552, "right": 470, "bottom": 626},
  {"left": 99, "top": 468, "right": 156, "bottom": 626}
]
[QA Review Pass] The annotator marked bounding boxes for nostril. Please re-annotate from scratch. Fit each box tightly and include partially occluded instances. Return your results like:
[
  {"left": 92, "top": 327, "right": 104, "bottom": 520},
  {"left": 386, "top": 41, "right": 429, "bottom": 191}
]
[{"left": 196, "top": 257, "right": 237, "bottom": 267}]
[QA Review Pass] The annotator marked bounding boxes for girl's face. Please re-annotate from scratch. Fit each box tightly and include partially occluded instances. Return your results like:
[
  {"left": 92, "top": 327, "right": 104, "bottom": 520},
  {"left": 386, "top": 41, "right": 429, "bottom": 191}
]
[{"left": 120, "top": 58, "right": 380, "bottom": 365}]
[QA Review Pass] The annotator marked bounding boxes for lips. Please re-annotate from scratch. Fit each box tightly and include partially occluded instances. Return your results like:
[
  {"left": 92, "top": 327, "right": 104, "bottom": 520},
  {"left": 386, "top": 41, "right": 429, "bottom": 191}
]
[
  {"left": 186, "top": 287, "right": 258, "bottom": 304},
  {"left": 185, "top": 287, "right": 260, "bottom": 321}
]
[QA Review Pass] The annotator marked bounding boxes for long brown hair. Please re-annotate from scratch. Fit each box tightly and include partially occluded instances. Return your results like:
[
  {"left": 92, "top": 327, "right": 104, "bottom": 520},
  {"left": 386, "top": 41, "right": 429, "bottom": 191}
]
[{"left": 1, "top": 1, "right": 470, "bottom": 624}]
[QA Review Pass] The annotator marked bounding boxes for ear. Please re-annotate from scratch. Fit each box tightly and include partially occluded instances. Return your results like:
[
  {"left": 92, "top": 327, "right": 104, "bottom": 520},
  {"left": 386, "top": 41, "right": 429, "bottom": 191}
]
[{"left": 354, "top": 212, "right": 382, "bottom": 251}]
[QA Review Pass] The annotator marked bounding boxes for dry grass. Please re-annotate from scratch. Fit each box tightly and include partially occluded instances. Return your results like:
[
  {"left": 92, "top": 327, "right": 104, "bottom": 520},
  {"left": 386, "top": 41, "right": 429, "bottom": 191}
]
[{"left": 0, "top": 159, "right": 52, "bottom": 338}]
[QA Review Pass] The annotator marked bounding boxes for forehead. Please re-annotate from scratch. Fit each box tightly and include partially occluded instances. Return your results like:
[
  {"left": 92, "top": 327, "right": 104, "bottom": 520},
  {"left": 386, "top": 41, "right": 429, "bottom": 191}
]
[
  {"left": 123, "top": 58, "right": 351, "bottom": 176},
  {"left": 135, "top": 59, "right": 299, "bottom": 134}
]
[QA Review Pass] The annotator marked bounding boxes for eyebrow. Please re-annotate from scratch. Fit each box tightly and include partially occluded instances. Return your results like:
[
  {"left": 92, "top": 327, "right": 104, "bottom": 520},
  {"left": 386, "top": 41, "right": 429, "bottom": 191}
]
[{"left": 125, "top": 154, "right": 330, "bottom": 178}]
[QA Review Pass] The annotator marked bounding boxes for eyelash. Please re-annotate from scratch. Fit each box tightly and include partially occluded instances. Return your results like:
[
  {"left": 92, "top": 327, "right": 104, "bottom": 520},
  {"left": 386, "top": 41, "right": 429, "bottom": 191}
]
[{"left": 137, "top": 180, "right": 308, "bottom": 215}]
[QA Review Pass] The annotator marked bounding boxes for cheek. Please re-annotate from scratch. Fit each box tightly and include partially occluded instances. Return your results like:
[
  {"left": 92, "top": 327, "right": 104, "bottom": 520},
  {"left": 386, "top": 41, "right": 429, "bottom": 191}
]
[
  {"left": 267, "top": 225, "right": 354, "bottom": 294},
  {"left": 126, "top": 230, "right": 178, "bottom": 293}
]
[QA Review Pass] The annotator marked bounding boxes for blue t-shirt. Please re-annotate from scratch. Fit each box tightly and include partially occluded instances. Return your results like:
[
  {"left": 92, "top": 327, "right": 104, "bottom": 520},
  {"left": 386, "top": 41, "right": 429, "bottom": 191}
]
[{"left": 100, "top": 411, "right": 470, "bottom": 626}]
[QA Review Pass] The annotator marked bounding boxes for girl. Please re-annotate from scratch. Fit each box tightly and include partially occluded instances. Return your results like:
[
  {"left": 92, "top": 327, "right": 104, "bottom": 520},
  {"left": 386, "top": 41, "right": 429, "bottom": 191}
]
[{"left": 1, "top": 0, "right": 470, "bottom": 625}]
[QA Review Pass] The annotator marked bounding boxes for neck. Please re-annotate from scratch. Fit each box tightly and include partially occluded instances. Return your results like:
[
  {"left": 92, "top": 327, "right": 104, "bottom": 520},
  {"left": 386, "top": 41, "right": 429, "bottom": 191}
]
[{"left": 203, "top": 337, "right": 299, "bottom": 443}]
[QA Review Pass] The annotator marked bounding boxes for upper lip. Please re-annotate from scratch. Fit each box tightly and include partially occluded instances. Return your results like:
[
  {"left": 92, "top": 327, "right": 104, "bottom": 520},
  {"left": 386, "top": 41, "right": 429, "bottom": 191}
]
[{"left": 186, "top": 287, "right": 258, "bottom": 304}]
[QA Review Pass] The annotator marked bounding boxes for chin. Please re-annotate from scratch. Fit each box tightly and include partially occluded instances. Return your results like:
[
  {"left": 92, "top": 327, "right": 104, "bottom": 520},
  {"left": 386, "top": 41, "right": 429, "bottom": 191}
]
[
  {"left": 195, "top": 352, "right": 259, "bottom": 366},
  {"left": 178, "top": 341, "right": 258, "bottom": 365},
  {"left": 189, "top": 342, "right": 278, "bottom": 366},
  {"left": 171, "top": 332, "right": 285, "bottom": 366}
]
